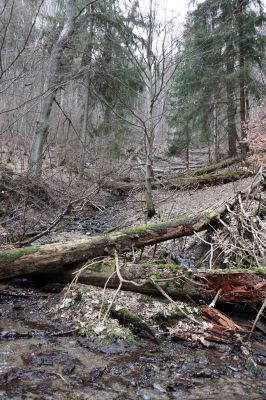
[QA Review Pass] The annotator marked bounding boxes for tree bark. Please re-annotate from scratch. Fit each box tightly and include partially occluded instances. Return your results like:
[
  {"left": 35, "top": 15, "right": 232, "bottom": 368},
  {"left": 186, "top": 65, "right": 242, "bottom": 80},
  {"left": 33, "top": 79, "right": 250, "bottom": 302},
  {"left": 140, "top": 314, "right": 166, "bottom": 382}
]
[
  {"left": 0, "top": 173, "right": 261, "bottom": 280},
  {"left": 238, "top": 0, "right": 249, "bottom": 159},
  {"left": 225, "top": 35, "right": 238, "bottom": 156},
  {"left": 79, "top": 73, "right": 91, "bottom": 178},
  {"left": 145, "top": 148, "right": 156, "bottom": 218},
  {"left": 154, "top": 170, "right": 253, "bottom": 190},
  {"left": 190, "top": 156, "right": 240, "bottom": 176},
  {"left": 143, "top": 0, "right": 156, "bottom": 219},
  {"left": 102, "top": 169, "right": 254, "bottom": 195},
  {"left": 32, "top": 263, "right": 266, "bottom": 304},
  {"left": 28, "top": 0, "right": 75, "bottom": 178}
]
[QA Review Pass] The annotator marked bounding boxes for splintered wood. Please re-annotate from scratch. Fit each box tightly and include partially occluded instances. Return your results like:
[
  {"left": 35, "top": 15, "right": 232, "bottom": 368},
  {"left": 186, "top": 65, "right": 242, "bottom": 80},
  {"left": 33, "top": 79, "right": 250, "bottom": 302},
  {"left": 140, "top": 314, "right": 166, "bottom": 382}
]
[
  {"left": 202, "top": 307, "right": 243, "bottom": 335},
  {"left": 199, "top": 271, "right": 266, "bottom": 303}
]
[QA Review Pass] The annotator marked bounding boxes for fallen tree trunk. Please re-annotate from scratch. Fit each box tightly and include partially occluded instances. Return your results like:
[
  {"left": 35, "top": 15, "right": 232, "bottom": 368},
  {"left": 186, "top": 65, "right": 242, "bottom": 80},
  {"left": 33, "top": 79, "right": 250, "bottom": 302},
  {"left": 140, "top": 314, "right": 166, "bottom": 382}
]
[
  {"left": 190, "top": 156, "right": 240, "bottom": 176},
  {"left": 153, "top": 169, "right": 252, "bottom": 190},
  {"left": 103, "top": 169, "right": 253, "bottom": 194},
  {"left": 0, "top": 171, "right": 262, "bottom": 280},
  {"left": 32, "top": 262, "right": 266, "bottom": 304}
]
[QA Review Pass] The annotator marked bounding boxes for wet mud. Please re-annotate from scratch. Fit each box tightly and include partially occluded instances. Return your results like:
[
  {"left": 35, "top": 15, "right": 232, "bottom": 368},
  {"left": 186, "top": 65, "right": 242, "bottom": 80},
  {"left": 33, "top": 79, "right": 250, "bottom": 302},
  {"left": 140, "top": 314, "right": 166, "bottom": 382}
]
[
  {"left": 64, "top": 195, "right": 127, "bottom": 235},
  {"left": 0, "top": 279, "right": 265, "bottom": 400}
]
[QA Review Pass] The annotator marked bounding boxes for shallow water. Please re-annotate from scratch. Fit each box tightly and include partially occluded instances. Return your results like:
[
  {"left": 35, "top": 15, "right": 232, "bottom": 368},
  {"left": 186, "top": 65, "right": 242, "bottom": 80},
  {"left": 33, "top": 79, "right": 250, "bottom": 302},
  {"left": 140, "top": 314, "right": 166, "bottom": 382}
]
[{"left": 0, "top": 281, "right": 265, "bottom": 399}]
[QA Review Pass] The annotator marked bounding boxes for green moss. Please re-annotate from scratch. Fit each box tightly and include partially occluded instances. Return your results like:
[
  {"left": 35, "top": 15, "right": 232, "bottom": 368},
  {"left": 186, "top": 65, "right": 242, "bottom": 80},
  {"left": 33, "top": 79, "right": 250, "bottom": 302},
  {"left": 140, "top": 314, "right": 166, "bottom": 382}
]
[
  {"left": 142, "top": 261, "right": 151, "bottom": 268},
  {"left": 195, "top": 349, "right": 204, "bottom": 356},
  {"left": 154, "top": 310, "right": 185, "bottom": 324},
  {"left": 157, "top": 263, "right": 180, "bottom": 273},
  {"left": 235, "top": 254, "right": 250, "bottom": 269},
  {"left": 125, "top": 224, "right": 157, "bottom": 236},
  {"left": 73, "top": 288, "right": 84, "bottom": 302},
  {"left": 0, "top": 206, "right": 6, "bottom": 217},
  {"left": 0, "top": 246, "right": 39, "bottom": 266},
  {"left": 97, "top": 326, "right": 136, "bottom": 346},
  {"left": 178, "top": 270, "right": 191, "bottom": 288},
  {"left": 158, "top": 249, "right": 170, "bottom": 260},
  {"left": 101, "top": 259, "right": 116, "bottom": 269},
  {"left": 116, "top": 308, "right": 140, "bottom": 324},
  {"left": 245, "top": 357, "right": 262, "bottom": 376},
  {"left": 75, "top": 322, "right": 93, "bottom": 337},
  {"left": 203, "top": 210, "right": 212, "bottom": 220},
  {"left": 255, "top": 267, "right": 266, "bottom": 276}
]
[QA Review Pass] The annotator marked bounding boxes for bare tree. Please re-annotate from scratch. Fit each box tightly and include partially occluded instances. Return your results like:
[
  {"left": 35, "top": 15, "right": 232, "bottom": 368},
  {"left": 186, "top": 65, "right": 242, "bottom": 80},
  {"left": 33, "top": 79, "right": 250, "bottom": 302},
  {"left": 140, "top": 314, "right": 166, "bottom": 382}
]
[
  {"left": 28, "top": 0, "right": 75, "bottom": 178},
  {"left": 125, "top": 0, "right": 177, "bottom": 218}
]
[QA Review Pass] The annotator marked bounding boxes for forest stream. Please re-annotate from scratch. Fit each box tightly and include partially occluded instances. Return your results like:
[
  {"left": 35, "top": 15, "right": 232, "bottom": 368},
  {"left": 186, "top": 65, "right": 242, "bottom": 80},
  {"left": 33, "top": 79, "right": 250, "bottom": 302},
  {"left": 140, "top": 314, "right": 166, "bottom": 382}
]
[
  {"left": 0, "top": 184, "right": 266, "bottom": 399},
  {"left": 1, "top": 0, "right": 266, "bottom": 397},
  {"left": 0, "top": 277, "right": 265, "bottom": 400}
]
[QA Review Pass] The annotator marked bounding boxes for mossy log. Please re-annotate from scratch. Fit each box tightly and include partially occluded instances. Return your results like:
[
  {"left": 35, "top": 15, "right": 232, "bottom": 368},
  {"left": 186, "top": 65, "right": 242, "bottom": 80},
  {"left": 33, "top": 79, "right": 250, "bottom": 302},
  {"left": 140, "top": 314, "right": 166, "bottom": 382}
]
[
  {"left": 32, "top": 262, "right": 266, "bottom": 304},
  {"left": 0, "top": 174, "right": 262, "bottom": 280},
  {"left": 190, "top": 156, "right": 240, "bottom": 176},
  {"left": 0, "top": 202, "right": 239, "bottom": 279},
  {"left": 110, "top": 307, "right": 158, "bottom": 341},
  {"left": 103, "top": 169, "right": 253, "bottom": 194},
  {"left": 153, "top": 169, "right": 252, "bottom": 190}
]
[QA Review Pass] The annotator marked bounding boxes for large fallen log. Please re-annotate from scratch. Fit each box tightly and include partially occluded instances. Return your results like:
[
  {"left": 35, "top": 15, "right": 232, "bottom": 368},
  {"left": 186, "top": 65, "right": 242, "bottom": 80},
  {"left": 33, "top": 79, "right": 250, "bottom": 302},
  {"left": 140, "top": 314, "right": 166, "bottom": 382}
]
[
  {"left": 103, "top": 169, "right": 253, "bottom": 194},
  {"left": 0, "top": 171, "right": 262, "bottom": 280},
  {"left": 189, "top": 156, "right": 240, "bottom": 176},
  {"left": 153, "top": 169, "right": 252, "bottom": 190},
  {"left": 32, "top": 262, "right": 266, "bottom": 304}
]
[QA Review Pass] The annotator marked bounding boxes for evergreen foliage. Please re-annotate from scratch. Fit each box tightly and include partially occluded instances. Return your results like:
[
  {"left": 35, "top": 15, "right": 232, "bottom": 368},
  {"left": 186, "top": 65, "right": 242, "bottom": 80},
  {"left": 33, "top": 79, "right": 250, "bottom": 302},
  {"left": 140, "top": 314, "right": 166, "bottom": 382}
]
[{"left": 168, "top": 0, "right": 266, "bottom": 158}]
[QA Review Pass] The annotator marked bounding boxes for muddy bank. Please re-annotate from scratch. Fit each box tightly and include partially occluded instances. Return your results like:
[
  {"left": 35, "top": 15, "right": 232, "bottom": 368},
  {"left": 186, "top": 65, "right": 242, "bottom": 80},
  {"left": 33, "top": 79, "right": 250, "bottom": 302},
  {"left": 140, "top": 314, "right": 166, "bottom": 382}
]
[{"left": 0, "top": 279, "right": 265, "bottom": 399}]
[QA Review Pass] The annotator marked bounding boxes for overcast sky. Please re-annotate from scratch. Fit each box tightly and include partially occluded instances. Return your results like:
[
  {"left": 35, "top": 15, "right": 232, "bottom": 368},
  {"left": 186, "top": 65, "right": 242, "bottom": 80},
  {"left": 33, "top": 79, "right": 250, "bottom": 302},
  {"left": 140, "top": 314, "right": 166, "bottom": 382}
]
[
  {"left": 161, "top": 0, "right": 191, "bottom": 19},
  {"left": 139, "top": 0, "right": 200, "bottom": 23},
  {"left": 145, "top": 0, "right": 265, "bottom": 20}
]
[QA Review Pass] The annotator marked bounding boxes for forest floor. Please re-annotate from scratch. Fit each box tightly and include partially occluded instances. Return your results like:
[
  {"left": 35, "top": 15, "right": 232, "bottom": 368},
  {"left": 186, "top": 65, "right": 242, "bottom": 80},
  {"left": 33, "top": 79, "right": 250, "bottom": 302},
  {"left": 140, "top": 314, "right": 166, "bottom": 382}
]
[
  {"left": 1, "top": 93, "right": 266, "bottom": 399},
  {"left": 0, "top": 157, "right": 255, "bottom": 244},
  {"left": 0, "top": 149, "right": 265, "bottom": 398},
  {"left": 0, "top": 276, "right": 265, "bottom": 399}
]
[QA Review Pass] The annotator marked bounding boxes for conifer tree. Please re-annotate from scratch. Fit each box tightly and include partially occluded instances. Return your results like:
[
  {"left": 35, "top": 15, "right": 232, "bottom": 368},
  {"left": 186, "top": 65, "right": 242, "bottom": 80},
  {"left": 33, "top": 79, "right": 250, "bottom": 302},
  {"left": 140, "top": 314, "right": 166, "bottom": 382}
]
[{"left": 169, "top": 0, "right": 265, "bottom": 159}]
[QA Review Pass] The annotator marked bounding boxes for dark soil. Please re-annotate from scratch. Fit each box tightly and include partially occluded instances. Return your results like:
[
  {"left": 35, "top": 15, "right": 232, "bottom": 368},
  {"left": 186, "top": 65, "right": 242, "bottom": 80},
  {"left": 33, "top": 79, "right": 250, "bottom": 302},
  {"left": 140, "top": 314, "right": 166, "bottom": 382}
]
[{"left": 0, "top": 279, "right": 265, "bottom": 400}]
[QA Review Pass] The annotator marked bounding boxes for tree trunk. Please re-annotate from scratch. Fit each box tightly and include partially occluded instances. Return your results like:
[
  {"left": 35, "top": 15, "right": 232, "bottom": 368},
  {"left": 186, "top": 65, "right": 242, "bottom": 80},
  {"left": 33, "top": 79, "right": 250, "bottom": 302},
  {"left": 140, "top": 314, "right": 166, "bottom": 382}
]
[
  {"left": 191, "top": 156, "right": 240, "bottom": 176},
  {"left": 79, "top": 74, "right": 91, "bottom": 178},
  {"left": 225, "top": 41, "right": 238, "bottom": 157},
  {"left": 102, "top": 169, "right": 253, "bottom": 195},
  {"left": 213, "top": 106, "right": 219, "bottom": 162},
  {"left": 238, "top": 0, "right": 249, "bottom": 159},
  {"left": 34, "top": 263, "right": 266, "bottom": 304},
  {"left": 28, "top": 0, "right": 75, "bottom": 178},
  {"left": 143, "top": 0, "right": 156, "bottom": 219},
  {"left": 154, "top": 170, "right": 253, "bottom": 190},
  {"left": 0, "top": 174, "right": 261, "bottom": 279},
  {"left": 79, "top": 9, "right": 95, "bottom": 178},
  {"left": 145, "top": 141, "right": 156, "bottom": 218}
]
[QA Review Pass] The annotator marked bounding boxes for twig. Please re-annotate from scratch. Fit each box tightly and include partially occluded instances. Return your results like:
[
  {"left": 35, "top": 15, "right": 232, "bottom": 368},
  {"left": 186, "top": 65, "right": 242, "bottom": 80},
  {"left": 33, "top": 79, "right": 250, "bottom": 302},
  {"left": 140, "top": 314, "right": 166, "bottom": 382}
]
[
  {"left": 18, "top": 192, "right": 97, "bottom": 246},
  {"left": 194, "top": 231, "right": 215, "bottom": 270},
  {"left": 101, "top": 282, "right": 121, "bottom": 324},
  {"left": 72, "top": 257, "right": 109, "bottom": 285},
  {"left": 249, "top": 297, "right": 266, "bottom": 337},
  {"left": 209, "top": 288, "right": 222, "bottom": 308},
  {"left": 149, "top": 277, "right": 202, "bottom": 325},
  {"left": 98, "top": 270, "right": 117, "bottom": 323}
]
